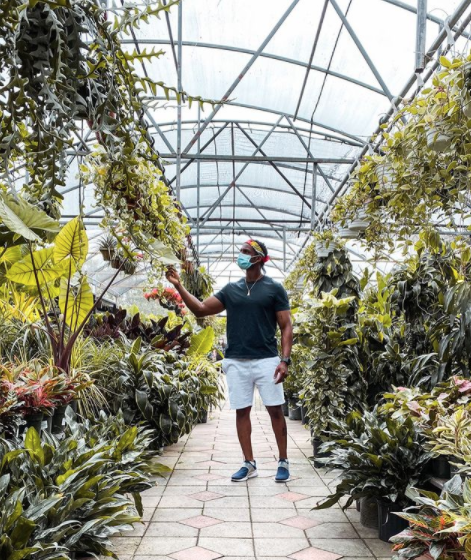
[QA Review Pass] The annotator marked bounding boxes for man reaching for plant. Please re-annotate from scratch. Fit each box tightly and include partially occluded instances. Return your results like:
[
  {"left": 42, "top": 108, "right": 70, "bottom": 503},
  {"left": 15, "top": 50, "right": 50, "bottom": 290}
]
[{"left": 166, "top": 240, "right": 293, "bottom": 482}]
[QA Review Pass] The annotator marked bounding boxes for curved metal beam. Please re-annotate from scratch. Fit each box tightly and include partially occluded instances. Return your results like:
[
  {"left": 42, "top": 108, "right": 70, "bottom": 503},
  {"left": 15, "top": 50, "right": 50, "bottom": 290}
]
[
  {"left": 121, "top": 39, "right": 385, "bottom": 97},
  {"left": 182, "top": 183, "right": 327, "bottom": 203},
  {"left": 188, "top": 203, "right": 311, "bottom": 220},
  {"left": 145, "top": 96, "right": 366, "bottom": 145},
  {"left": 152, "top": 119, "right": 362, "bottom": 147}
]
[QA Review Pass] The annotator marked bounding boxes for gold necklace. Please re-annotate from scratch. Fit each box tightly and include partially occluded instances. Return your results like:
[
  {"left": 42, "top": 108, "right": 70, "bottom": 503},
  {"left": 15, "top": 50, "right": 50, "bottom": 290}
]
[{"left": 245, "top": 274, "right": 263, "bottom": 296}]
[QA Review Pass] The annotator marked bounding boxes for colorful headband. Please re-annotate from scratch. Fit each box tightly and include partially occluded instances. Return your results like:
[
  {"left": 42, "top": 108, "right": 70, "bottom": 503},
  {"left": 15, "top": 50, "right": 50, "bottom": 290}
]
[{"left": 247, "top": 240, "right": 270, "bottom": 263}]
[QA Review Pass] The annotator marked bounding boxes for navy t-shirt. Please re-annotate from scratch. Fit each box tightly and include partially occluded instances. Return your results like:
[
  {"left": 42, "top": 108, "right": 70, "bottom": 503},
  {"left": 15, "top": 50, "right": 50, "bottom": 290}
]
[{"left": 214, "top": 276, "right": 290, "bottom": 359}]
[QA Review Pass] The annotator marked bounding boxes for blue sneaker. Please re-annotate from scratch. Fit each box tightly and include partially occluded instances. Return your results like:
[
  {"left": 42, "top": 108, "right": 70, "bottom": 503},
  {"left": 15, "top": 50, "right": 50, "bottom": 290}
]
[
  {"left": 275, "top": 459, "right": 290, "bottom": 482},
  {"left": 231, "top": 460, "right": 257, "bottom": 482}
]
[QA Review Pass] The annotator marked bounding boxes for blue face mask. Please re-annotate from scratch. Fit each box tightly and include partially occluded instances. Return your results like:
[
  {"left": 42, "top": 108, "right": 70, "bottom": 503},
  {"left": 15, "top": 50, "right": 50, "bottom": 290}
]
[{"left": 237, "top": 253, "right": 254, "bottom": 270}]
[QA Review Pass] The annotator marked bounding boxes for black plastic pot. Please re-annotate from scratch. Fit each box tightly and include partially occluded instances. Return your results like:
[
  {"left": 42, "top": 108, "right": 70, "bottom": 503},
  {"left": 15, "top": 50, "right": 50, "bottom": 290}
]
[
  {"left": 24, "top": 412, "right": 44, "bottom": 435},
  {"left": 198, "top": 410, "right": 208, "bottom": 424},
  {"left": 378, "top": 500, "right": 408, "bottom": 542},
  {"left": 356, "top": 500, "right": 361, "bottom": 512},
  {"left": 430, "top": 456, "right": 451, "bottom": 479},
  {"left": 360, "top": 497, "right": 379, "bottom": 529},
  {"left": 301, "top": 405, "right": 309, "bottom": 425},
  {"left": 52, "top": 405, "right": 68, "bottom": 434},
  {"left": 312, "top": 437, "right": 330, "bottom": 468},
  {"left": 282, "top": 401, "right": 289, "bottom": 417},
  {"left": 288, "top": 399, "right": 302, "bottom": 421}
]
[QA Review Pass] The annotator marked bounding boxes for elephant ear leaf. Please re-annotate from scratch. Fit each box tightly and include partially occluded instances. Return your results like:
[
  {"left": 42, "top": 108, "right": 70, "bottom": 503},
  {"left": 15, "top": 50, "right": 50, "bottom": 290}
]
[
  {"left": 59, "top": 276, "right": 93, "bottom": 330},
  {"left": 187, "top": 327, "right": 215, "bottom": 356},
  {"left": 6, "top": 248, "right": 64, "bottom": 286},
  {"left": 0, "top": 193, "right": 60, "bottom": 241},
  {"left": 54, "top": 217, "right": 88, "bottom": 264}
]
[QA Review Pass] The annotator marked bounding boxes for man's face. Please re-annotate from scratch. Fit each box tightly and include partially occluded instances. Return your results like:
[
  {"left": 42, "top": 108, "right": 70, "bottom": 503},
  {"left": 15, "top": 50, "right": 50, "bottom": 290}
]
[{"left": 240, "top": 243, "right": 261, "bottom": 264}]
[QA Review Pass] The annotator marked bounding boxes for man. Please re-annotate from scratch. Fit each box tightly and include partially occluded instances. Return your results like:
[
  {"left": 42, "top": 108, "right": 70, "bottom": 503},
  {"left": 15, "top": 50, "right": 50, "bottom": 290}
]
[{"left": 166, "top": 239, "right": 293, "bottom": 483}]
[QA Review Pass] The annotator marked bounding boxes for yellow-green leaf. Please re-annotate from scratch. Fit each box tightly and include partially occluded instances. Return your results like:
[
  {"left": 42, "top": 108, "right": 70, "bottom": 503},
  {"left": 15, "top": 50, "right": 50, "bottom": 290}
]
[
  {"left": 187, "top": 327, "right": 215, "bottom": 356},
  {"left": 54, "top": 217, "right": 88, "bottom": 264},
  {"left": 6, "top": 248, "right": 63, "bottom": 286},
  {"left": 59, "top": 276, "right": 94, "bottom": 330}
]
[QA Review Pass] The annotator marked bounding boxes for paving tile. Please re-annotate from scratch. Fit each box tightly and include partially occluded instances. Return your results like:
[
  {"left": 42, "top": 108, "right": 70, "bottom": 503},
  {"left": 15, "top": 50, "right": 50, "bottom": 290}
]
[
  {"left": 364, "top": 538, "right": 394, "bottom": 557},
  {"left": 252, "top": 522, "right": 305, "bottom": 538},
  {"left": 276, "top": 492, "right": 310, "bottom": 503},
  {"left": 188, "top": 491, "right": 224, "bottom": 502},
  {"left": 308, "top": 539, "right": 374, "bottom": 557},
  {"left": 199, "top": 521, "right": 252, "bottom": 538},
  {"left": 159, "top": 496, "right": 206, "bottom": 508},
  {"left": 203, "top": 507, "right": 251, "bottom": 522},
  {"left": 170, "top": 546, "right": 223, "bottom": 560},
  {"left": 198, "top": 537, "right": 254, "bottom": 557},
  {"left": 194, "top": 473, "right": 225, "bottom": 481},
  {"left": 352, "top": 522, "right": 379, "bottom": 539},
  {"left": 180, "top": 515, "right": 224, "bottom": 529},
  {"left": 207, "top": 484, "right": 248, "bottom": 496},
  {"left": 250, "top": 496, "right": 296, "bottom": 509},
  {"left": 136, "top": 537, "right": 197, "bottom": 556},
  {"left": 145, "top": 522, "right": 199, "bottom": 537},
  {"left": 251, "top": 508, "right": 301, "bottom": 523},
  {"left": 253, "top": 537, "right": 309, "bottom": 556},
  {"left": 305, "top": 522, "right": 358, "bottom": 539},
  {"left": 110, "top": 536, "right": 141, "bottom": 555},
  {"left": 120, "top": 522, "right": 148, "bottom": 536},
  {"left": 280, "top": 516, "right": 322, "bottom": 530},
  {"left": 202, "top": 496, "right": 249, "bottom": 508},
  {"left": 135, "top": 556, "right": 173, "bottom": 560},
  {"left": 288, "top": 509, "right": 349, "bottom": 523},
  {"left": 164, "top": 486, "right": 209, "bottom": 496},
  {"left": 195, "top": 460, "right": 227, "bottom": 467},
  {"left": 290, "top": 547, "right": 342, "bottom": 560},
  {"left": 152, "top": 508, "right": 203, "bottom": 522},
  {"left": 142, "top": 496, "right": 162, "bottom": 507}
]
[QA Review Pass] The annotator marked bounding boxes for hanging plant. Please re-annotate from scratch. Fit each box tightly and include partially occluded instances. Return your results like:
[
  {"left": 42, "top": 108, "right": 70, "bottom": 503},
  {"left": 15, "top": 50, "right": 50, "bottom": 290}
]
[{"left": 331, "top": 54, "right": 471, "bottom": 254}]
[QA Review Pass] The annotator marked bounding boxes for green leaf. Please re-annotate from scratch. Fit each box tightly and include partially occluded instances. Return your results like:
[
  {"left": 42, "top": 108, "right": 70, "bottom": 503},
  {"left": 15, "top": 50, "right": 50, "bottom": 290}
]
[
  {"left": 6, "top": 248, "right": 64, "bottom": 286},
  {"left": 147, "top": 240, "right": 180, "bottom": 265},
  {"left": 25, "top": 427, "right": 44, "bottom": 466},
  {"left": 59, "top": 276, "right": 94, "bottom": 330},
  {"left": 54, "top": 217, "right": 88, "bottom": 264},
  {"left": 0, "top": 194, "right": 59, "bottom": 242},
  {"left": 187, "top": 327, "right": 215, "bottom": 356}
]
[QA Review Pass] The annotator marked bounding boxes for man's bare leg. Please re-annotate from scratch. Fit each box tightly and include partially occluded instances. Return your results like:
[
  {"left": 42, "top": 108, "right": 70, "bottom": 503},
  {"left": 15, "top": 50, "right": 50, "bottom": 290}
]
[{"left": 236, "top": 406, "right": 254, "bottom": 461}]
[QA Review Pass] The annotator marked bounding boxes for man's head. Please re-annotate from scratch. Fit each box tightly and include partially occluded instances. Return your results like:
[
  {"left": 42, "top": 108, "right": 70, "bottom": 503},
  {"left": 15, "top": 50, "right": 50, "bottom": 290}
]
[{"left": 239, "top": 239, "right": 269, "bottom": 271}]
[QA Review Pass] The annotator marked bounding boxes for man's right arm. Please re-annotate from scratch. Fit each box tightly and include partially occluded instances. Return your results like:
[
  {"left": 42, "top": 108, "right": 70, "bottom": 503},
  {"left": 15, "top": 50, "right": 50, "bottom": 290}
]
[{"left": 166, "top": 267, "right": 225, "bottom": 318}]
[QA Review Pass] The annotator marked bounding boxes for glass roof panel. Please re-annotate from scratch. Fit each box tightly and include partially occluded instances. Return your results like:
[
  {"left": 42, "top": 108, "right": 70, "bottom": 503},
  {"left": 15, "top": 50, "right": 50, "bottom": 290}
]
[{"left": 67, "top": 0, "right": 471, "bottom": 293}]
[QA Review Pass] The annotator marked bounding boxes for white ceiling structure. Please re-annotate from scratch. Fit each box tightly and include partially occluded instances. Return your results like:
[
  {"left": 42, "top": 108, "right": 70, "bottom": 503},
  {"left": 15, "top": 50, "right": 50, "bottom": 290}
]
[{"left": 63, "top": 0, "right": 471, "bottom": 295}]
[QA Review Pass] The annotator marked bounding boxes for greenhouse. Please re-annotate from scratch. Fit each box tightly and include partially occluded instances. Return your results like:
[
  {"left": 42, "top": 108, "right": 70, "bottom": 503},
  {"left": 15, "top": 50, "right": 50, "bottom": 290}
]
[{"left": 4, "top": 0, "right": 471, "bottom": 558}]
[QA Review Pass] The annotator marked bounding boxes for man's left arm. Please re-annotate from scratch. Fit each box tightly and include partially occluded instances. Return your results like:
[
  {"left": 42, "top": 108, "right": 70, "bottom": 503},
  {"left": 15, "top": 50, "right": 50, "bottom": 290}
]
[{"left": 274, "top": 310, "right": 293, "bottom": 384}]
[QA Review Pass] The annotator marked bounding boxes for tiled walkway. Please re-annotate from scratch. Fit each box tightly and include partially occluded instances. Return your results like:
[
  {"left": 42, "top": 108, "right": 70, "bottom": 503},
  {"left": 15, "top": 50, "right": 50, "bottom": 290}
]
[{"left": 113, "top": 402, "right": 392, "bottom": 560}]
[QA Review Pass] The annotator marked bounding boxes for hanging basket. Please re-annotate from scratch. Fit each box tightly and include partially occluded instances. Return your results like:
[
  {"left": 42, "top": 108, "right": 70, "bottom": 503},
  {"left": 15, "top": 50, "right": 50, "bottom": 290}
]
[
  {"left": 348, "top": 209, "right": 369, "bottom": 232},
  {"left": 338, "top": 227, "right": 359, "bottom": 239},
  {"left": 315, "top": 241, "right": 337, "bottom": 258},
  {"left": 426, "top": 127, "right": 453, "bottom": 152}
]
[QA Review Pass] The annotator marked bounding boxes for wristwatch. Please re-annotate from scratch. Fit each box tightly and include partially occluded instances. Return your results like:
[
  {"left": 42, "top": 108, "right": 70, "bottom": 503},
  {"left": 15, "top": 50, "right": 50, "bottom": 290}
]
[{"left": 280, "top": 357, "right": 291, "bottom": 366}]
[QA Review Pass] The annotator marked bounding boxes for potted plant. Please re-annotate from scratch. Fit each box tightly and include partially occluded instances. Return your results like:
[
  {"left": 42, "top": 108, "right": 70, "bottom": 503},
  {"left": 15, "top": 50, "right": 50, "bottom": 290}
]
[
  {"left": 314, "top": 231, "right": 339, "bottom": 259},
  {"left": 315, "top": 409, "right": 432, "bottom": 540},
  {"left": 99, "top": 234, "right": 117, "bottom": 262},
  {"left": 427, "top": 407, "right": 471, "bottom": 479},
  {"left": 391, "top": 476, "right": 471, "bottom": 559}
]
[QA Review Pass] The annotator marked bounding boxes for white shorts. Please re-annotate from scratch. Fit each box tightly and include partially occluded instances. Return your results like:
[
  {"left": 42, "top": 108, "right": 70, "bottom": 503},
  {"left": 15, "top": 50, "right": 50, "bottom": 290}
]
[{"left": 222, "top": 356, "right": 285, "bottom": 410}]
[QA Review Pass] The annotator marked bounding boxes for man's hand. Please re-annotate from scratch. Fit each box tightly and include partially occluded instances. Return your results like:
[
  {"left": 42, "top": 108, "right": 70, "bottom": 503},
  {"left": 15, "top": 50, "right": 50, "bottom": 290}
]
[
  {"left": 274, "top": 361, "right": 289, "bottom": 384},
  {"left": 165, "top": 266, "right": 181, "bottom": 288}
]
